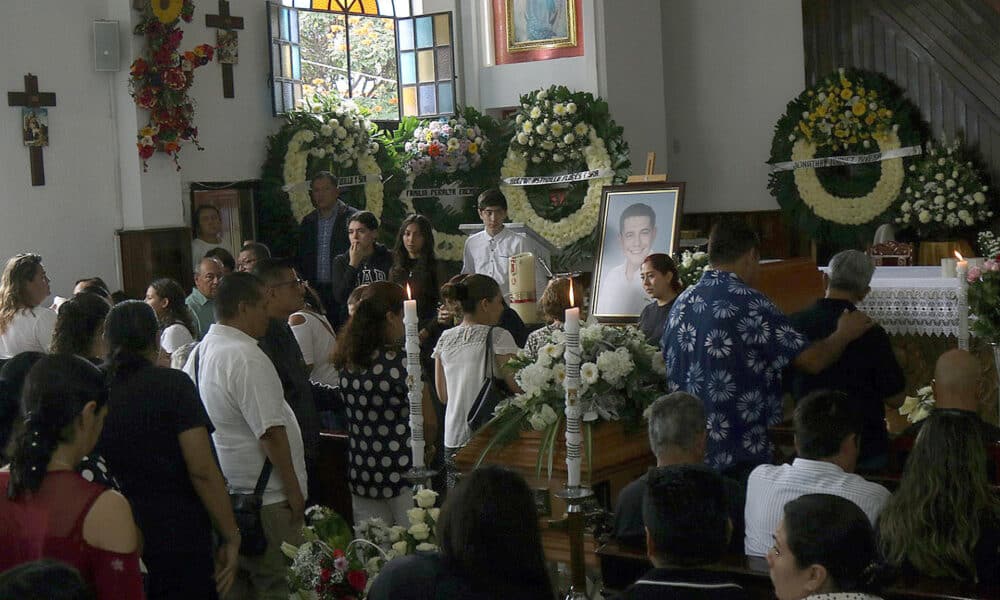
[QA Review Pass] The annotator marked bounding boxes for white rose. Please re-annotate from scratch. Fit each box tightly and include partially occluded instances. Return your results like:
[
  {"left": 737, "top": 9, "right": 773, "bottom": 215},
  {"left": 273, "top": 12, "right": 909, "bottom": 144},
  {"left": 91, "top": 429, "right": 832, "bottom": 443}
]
[
  {"left": 529, "top": 412, "right": 548, "bottom": 430},
  {"left": 934, "top": 195, "right": 945, "bottom": 205},
  {"left": 415, "top": 542, "right": 438, "bottom": 552},
  {"left": 428, "top": 508, "right": 440, "bottom": 521},
  {"left": 389, "top": 525, "right": 406, "bottom": 542},
  {"left": 566, "top": 102, "right": 577, "bottom": 113},
  {"left": 407, "top": 507, "right": 427, "bottom": 525},
  {"left": 536, "top": 124, "right": 547, "bottom": 135},
  {"left": 320, "top": 124, "right": 333, "bottom": 136},
  {"left": 935, "top": 173, "right": 944, "bottom": 181},
  {"left": 414, "top": 488, "right": 438, "bottom": 508},
  {"left": 392, "top": 540, "right": 409, "bottom": 555},
  {"left": 974, "top": 191, "right": 987, "bottom": 204},
  {"left": 947, "top": 202, "right": 957, "bottom": 210},
  {"left": 938, "top": 157, "right": 946, "bottom": 166},
  {"left": 919, "top": 210, "right": 931, "bottom": 223},
  {"left": 553, "top": 154, "right": 564, "bottom": 162},
  {"left": 409, "top": 522, "right": 430, "bottom": 540}
]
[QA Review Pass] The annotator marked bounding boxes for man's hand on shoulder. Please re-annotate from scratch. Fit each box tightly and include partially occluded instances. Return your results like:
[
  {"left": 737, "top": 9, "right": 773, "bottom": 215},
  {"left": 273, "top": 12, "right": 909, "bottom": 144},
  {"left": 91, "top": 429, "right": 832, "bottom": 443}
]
[{"left": 835, "top": 309, "right": 874, "bottom": 341}]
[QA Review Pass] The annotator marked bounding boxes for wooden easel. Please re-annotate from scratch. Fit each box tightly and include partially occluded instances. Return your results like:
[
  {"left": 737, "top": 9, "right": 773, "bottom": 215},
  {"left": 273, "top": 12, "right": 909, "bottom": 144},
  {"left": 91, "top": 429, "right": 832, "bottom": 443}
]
[{"left": 626, "top": 152, "right": 667, "bottom": 183}]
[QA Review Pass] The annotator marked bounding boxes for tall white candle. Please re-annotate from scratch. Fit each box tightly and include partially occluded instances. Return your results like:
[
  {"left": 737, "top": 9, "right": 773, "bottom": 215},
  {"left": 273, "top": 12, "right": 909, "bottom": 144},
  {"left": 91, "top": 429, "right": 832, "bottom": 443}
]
[
  {"left": 563, "top": 280, "right": 582, "bottom": 488},
  {"left": 956, "top": 258, "right": 970, "bottom": 351},
  {"left": 402, "top": 284, "right": 425, "bottom": 468}
]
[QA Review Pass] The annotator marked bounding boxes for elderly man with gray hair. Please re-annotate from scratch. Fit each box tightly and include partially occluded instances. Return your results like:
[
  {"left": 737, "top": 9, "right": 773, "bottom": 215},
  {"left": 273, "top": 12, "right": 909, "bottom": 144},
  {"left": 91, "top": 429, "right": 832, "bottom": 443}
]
[
  {"left": 612, "top": 392, "right": 746, "bottom": 550},
  {"left": 789, "top": 250, "right": 904, "bottom": 470}
]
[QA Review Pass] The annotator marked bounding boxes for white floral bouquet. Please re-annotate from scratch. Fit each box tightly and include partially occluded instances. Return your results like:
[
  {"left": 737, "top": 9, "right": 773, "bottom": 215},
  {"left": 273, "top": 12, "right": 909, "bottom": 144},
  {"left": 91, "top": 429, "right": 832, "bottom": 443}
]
[
  {"left": 404, "top": 116, "right": 485, "bottom": 177},
  {"left": 298, "top": 95, "right": 380, "bottom": 168},
  {"left": 977, "top": 231, "right": 1000, "bottom": 258},
  {"left": 484, "top": 324, "right": 666, "bottom": 476},
  {"left": 898, "top": 385, "right": 934, "bottom": 424},
  {"left": 675, "top": 250, "right": 710, "bottom": 287},
  {"left": 894, "top": 138, "right": 994, "bottom": 239},
  {"left": 510, "top": 86, "right": 591, "bottom": 165}
]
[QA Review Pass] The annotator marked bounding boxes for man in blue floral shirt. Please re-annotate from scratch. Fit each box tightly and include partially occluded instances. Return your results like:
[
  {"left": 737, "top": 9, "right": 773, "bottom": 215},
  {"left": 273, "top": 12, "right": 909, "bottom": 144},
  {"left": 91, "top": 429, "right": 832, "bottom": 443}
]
[{"left": 661, "top": 221, "right": 873, "bottom": 475}]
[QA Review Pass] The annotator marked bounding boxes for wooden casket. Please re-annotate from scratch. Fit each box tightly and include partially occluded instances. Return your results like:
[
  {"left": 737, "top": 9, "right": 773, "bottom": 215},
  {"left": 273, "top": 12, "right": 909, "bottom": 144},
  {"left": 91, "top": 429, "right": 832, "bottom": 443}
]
[{"left": 455, "top": 421, "right": 654, "bottom": 567}]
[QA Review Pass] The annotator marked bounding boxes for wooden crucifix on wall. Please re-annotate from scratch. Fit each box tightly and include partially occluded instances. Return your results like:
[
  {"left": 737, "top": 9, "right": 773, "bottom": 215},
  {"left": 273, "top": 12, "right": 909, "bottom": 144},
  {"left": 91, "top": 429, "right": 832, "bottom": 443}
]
[
  {"left": 205, "top": 0, "right": 244, "bottom": 98},
  {"left": 7, "top": 74, "right": 56, "bottom": 186}
]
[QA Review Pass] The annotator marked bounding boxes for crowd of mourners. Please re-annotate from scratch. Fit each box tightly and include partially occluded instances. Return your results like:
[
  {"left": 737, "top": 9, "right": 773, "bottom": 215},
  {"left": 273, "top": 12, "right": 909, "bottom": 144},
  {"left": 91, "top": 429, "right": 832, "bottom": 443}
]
[{"left": 0, "top": 181, "right": 997, "bottom": 600}]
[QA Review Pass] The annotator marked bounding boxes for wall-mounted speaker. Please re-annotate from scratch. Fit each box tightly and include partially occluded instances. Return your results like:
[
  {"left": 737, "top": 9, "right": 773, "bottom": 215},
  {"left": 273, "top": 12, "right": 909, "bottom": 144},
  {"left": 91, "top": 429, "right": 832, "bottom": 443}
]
[{"left": 94, "top": 20, "right": 120, "bottom": 72}]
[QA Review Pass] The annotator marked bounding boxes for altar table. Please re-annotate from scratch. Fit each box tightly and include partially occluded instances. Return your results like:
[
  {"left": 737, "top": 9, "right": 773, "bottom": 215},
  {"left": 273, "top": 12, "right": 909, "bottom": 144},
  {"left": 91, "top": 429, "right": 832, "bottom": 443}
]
[{"left": 820, "top": 266, "right": 969, "bottom": 349}]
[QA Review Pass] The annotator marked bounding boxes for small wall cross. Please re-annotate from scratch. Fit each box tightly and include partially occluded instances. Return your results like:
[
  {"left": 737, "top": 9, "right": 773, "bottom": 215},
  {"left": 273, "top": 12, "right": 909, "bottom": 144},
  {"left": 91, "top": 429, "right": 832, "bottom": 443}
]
[
  {"left": 7, "top": 74, "right": 57, "bottom": 186},
  {"left": 205, "top": 0, "right": 245, "bottom": 98}
]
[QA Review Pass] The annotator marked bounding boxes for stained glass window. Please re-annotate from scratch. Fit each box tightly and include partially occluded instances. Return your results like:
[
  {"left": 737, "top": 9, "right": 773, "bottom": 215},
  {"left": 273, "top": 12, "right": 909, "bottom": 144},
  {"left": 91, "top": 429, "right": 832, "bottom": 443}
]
[{"left": 268, "top": 1, "right": 455, "bottom": 120}]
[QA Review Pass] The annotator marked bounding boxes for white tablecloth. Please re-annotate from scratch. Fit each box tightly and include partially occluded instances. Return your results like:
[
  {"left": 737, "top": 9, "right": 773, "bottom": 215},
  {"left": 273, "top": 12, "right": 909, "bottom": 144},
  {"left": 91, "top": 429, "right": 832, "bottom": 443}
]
[{"left": 819, "top": 266, "right": 968, "bottom": 344}]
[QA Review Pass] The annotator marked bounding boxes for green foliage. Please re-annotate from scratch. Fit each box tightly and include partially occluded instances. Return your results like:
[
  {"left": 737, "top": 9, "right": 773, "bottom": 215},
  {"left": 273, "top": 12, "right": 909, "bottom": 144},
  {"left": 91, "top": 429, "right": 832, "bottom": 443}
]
[
  {"left": 257, "top": 125, "right": 301, "bottom": 258},
  {"left": 968, "top": 265, "right": 1000, "bottom": 343}
]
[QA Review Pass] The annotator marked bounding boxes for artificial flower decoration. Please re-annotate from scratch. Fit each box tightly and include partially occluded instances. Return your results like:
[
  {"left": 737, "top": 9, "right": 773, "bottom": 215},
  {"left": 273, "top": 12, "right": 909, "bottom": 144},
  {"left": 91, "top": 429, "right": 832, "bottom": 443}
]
[{"left": 129, "top": 0, "right": 212, "bottom": 170}]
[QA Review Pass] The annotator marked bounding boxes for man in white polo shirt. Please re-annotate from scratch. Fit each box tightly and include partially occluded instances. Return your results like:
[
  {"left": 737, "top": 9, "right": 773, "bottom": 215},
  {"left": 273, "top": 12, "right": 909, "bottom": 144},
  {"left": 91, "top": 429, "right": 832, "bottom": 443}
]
[
  {"left": 743, "top": 389, "right": 890, "bottom": 556},
  {"left": 184, "top": 272, "right": 307, "bottom": 599}
]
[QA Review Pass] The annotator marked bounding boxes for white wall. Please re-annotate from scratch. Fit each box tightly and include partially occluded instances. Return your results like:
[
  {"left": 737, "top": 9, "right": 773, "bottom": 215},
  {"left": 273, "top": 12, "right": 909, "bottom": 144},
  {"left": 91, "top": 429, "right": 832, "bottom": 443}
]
[
  {"left": 661, "top": 0, "right": 805, "bottom": 213},
  {"left": 597, "top": 0, "right": 668, "bottom": 175},
  {"left": 0, "top": 0, "right": 122, "bottom": 296}
]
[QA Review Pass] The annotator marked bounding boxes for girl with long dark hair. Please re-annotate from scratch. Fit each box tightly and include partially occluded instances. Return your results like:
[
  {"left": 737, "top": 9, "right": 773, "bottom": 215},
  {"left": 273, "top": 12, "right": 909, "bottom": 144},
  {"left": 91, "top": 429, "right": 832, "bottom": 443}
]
[
  {"left": 50, "top": 292, "right": 111, "bottom": 361},
  {"left": 332, "top": 281, "right": 430, "bottom": 525},
  {"left": 389, "top": 214, "right": 440, "bottom": 341},
  {"left": 145, "top": 278, "right": 197, "bottom": 366},
  {"left": 0, "top": 355, "right": 144, "bottom": 598},
  {"left": 369, "top": 466, "right": 552, "bottom": 600},
  {"left": 96, "top": 301, "right": 240, "bottom": 599}
]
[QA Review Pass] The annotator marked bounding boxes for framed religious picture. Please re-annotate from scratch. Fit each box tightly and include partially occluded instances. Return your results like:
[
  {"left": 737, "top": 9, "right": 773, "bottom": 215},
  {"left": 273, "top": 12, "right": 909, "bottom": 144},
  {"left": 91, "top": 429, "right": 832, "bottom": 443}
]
[
  {"left": 22, "top": 107, "right": 49, "bottom": 147},
  {"left": 493, "top": 0, "right": 584, "bottom": 65},
  {"left": 589, "top": 182, "right": 685, "bottom": 323},
  {"left": 190, "top": 182, "right": 258, "bottom": 265}
]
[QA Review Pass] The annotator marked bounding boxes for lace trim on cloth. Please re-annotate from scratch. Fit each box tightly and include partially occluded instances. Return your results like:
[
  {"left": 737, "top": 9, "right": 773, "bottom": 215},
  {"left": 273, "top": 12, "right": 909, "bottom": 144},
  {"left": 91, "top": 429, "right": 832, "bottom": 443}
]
[
  {"left": 858, "top": 287, "right": 964, "bottom": 337},
  {"left": 435, "top": 325, "right": 492, "bottom": 353}
]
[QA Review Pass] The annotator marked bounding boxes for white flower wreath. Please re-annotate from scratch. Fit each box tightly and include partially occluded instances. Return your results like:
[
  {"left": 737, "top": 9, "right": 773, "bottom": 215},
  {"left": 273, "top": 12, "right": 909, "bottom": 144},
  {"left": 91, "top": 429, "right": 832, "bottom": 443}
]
[
  {"left": 500, "top": 129, "right": 613, "bottom": 249},
  {"left": 791, "top": 131, "right": 904, "bottom": 225},
  {"left": 282, "top": 129, "right": 383, "bottom": 223}
]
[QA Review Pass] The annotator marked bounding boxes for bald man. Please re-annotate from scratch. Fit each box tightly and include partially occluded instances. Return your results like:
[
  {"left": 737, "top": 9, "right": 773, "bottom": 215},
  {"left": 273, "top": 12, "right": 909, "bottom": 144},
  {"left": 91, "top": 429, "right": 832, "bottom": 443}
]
[{"left": 905, "top": 349, "right": 1000, "bottom": 443}]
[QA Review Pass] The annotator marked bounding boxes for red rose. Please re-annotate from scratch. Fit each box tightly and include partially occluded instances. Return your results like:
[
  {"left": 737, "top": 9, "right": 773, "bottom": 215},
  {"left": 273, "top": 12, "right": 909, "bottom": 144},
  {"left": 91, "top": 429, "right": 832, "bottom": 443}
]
[
  {"left": 136, "top": 87, "right": 158, "bottom": 110},
  {"left": 163, "top": 68, "right": 187, "bottom": 90},
  {"left": 319, "top": 568, "right": 332, "bottom": 583},
  {"left": 168, "top": 29, "right": 184, "bottom": 47},
  {"left": 137, "top": 143, "right": 155, "bottom": 160},
  {"left": 154, "top": 46, "right": 175, "bottom": 67},
  {"left": 347, "top": 570, "right": 367, "bottom": 591},
  {"left": 332, "top": 548, "right": 345, "bottom": 559}
]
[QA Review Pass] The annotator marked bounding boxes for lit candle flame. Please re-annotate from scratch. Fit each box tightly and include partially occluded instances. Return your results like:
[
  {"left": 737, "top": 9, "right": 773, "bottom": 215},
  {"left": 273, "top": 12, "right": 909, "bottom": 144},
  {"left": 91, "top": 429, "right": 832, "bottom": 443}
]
[
  {"left": 568, "top": 278, "right": 575, "bottom": 307},
  {"left": 405, "top": 282, "right": 413, "bottom": 300},
  {"left": 955, "top": 251, "right": 964, "bottom": 261}
]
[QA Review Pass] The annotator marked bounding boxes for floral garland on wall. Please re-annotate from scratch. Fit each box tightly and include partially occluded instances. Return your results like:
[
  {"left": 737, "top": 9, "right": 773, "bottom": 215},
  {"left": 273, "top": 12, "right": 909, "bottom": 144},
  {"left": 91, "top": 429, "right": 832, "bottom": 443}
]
[
  {"left": 129, "top": 0, "right": 214, "bottom": 171},
  {"left": 391, "top": 107, "right": 506, "bottom": 262},
  {"left": 500, "top": 86, "right": 631, "bottom": 269},
  {"left": 768, "top": 69, "right": 925, "bottom": 247}
]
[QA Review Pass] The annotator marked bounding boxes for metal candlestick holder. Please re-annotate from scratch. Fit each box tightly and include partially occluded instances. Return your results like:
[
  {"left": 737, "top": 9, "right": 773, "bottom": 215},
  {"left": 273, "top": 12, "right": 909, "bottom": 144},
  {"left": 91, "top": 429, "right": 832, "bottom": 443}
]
[{"left": 554, "top": 485, "right": 594, "bottom": 599}]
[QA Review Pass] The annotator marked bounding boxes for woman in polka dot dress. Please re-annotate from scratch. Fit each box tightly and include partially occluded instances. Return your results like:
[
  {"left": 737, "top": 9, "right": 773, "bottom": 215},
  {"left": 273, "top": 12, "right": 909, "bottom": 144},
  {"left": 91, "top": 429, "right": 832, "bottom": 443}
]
[{"left": 332, "top": 281, "right": 413, "bottom": 526}]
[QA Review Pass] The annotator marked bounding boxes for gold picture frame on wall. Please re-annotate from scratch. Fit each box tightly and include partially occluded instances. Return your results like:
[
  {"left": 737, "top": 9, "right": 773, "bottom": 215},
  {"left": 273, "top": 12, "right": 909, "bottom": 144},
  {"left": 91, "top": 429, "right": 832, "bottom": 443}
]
[{"left": 493, "top": 0, "right": 584, "bottom": 65}]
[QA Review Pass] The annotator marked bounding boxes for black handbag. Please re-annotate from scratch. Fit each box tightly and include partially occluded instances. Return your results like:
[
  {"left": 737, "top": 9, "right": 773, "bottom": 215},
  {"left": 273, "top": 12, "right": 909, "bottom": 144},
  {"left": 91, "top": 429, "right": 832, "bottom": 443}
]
[
  {"left": 229, "top": 460, "right": 272, "bottom": 557},
  {"left": 194, "top": 346, "right": 272, "bottom": 557},
  {"left": 466, "top": 326, "right": 510, "bottom": 431}
]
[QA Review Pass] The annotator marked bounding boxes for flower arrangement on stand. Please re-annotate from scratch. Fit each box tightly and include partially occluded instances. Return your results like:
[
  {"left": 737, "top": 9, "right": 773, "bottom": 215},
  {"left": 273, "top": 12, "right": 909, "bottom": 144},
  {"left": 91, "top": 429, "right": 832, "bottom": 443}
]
[
  {"left": 391, "top": 108, "right": 501, "bottom": 262},
  {"left": 894, "top": 138, "right": 994, "bottom": 239},
  {"left": 129, "top": 0, "right": 214, "bottom": 170},
  {"left": 769, "top": 68, "right": 925, "bottom": 247},
  {"left": 284, "top": 489, "right": 442, "bottom": 599},
  {"left": 482, "top": 323, "right": 665, "bottom": 477},
  {"left": 977, "top": 231, "right": 1000, "bottom": 258},
  {"left": 500, "top": 86, "right": 631, "bottom": 270},
  {"left": 675, "top": 250, "right": 709, "bottom": 287},
  {"left": 898, "top": 385, "right": 934, "bottom": 424},
  {"left": 966, "top": 256, "right": 1000, "bottom": 343},
  {"left": 281, "top": 94, "right": 385, "bottom": 223}
]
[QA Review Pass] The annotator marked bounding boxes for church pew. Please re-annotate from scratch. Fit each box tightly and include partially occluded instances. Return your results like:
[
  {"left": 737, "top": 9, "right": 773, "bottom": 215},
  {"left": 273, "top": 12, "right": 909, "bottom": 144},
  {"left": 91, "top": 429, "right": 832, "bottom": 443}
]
[{"left": 595, "top": 541, "right": 1000, "bottom": 600}]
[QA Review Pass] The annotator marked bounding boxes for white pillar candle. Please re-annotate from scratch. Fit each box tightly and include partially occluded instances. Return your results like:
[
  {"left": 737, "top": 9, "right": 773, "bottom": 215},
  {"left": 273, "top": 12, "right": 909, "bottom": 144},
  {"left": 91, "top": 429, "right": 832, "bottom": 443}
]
[
  {"left": 403, "top": 284, "right": 424, "bottom": 468},
  {"left": 941, "top": 258, "right": 957, "bottom": 278},
  {"left": 563, "top": 281, "right": 582, "bottom": 488},
  {"left": 509, "top": 252, "right": 539, "bottom": 324},
  {"left": 957, "top": 261, "right": 970, "bottom": 351}
]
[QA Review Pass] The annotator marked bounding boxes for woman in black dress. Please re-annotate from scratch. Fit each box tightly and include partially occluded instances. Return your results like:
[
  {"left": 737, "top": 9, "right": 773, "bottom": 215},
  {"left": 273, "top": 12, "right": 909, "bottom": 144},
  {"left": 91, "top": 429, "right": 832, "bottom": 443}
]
[
  {"left": 96, "top": 301, "right": 240, "bottom": 599},
  {"left": 638, "top": 254, "right": 681, "bottom": 348}
]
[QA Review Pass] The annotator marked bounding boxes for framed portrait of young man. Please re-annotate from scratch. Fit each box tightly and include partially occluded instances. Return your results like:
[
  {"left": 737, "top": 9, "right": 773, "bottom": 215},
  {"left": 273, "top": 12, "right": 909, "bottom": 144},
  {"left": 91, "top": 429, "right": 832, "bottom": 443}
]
[{"left": 590, "top": 182, "right": 685, "bottom": 322}]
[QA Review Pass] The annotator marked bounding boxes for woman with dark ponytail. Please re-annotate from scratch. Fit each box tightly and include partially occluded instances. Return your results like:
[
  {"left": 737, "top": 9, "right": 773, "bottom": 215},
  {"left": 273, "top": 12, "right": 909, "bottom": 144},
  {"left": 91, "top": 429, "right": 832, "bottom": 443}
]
[
  {"left": 95, "top": 300, "right": 240, "bottom": 599},
  {"left": 433, "top": 274, "right": 521, "bottom": 488},
  {"left": 50, "top": 292, "right": 111, "bottom": 362},
  {"left": 332, "top": 281, "right": 432, "bottom": 525},
  {"left": 144, "top": 278, "right": 197, "bottom": 366},
  {"left": 0, "top": 354, "right": 144, "bottom": 597}
]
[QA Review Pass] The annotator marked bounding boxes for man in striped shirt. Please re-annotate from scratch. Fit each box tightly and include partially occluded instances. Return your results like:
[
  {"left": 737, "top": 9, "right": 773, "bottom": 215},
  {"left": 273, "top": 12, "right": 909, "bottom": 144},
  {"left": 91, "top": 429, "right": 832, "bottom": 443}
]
[{"left": 743, "top": 390, "right": 891, "bottom": 556}]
